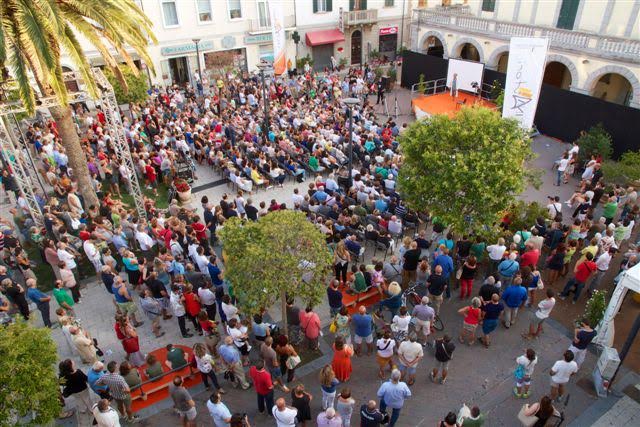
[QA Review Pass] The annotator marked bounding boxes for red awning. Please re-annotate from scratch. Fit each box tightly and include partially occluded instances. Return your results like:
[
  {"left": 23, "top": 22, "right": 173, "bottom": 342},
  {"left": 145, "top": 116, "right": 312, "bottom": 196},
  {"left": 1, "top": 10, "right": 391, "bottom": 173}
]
[{"left": 305, "top": 29, "right": 345, "bottom": 47}]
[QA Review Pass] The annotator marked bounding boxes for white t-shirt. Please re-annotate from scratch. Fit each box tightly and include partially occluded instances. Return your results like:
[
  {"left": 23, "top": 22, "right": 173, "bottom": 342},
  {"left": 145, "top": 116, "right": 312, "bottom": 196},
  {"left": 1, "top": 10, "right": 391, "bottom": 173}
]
[
  {"left": 169, "top": 292, "right": 185, "bottom": 317},
  {"left": 398, "top": 341, "right": 423, "bottom": 365},
  {"left": 487, "top": 244, "right": 506, "bottom": 261},
  {"left": 516, "top": 355, "right": 538, "bottom": 377},
  {"left": 222, "top": 302, "right": 239, "bottom": 321},
  {"left": 207, "top": 400, "right": 231, "bottom": 427},
  {"left": 198, "top": 287, "right": 216, "bottom": 306},
  {"left": 92, "top": 405, "right": 121, "bottom": 427},
  {"left": 558, "top": 158, "right": 569, "bottom": 172},
  {"left": 551, "top": 360, "right": 578, "bottom": 384},
  {"left": 392, "top": 315, "right": 411, "bottom": 332},
  {"left": 535, "top": 298, "right": 556, "bottom": 319},
  {"left": 272, "top": 406, "right": 298, "bottom": 427},
  {"left": 376, "top": 338, "right": 395, "bottom": 358}
]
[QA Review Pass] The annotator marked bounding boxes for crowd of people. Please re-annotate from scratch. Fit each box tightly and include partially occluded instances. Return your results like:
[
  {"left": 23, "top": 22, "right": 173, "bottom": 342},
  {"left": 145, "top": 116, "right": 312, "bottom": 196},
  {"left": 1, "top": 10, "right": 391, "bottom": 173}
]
[{"left": 0, "top": 59, "right": 638, "bottom": 427}]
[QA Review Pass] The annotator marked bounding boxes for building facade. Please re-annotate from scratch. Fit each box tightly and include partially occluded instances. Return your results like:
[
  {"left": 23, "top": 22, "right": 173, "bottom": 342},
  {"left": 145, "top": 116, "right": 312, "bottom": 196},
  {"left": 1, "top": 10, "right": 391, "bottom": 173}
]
[
  {"left": 63, "top": 0, "right": 416, "bottom": 89},
  {"left": 410, "top": 0, "right": 640, "bottom": 108}
]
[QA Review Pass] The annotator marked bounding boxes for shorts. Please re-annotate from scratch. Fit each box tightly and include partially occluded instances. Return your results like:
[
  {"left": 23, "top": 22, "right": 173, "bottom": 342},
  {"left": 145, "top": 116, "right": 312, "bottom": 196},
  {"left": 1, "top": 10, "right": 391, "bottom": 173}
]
[
  {"left": 463, "top": 322, "right": 478, "bottom": 332},
  {"left": 178, "top": 406, "right": 197, "bottom": 421},
  {"left": 482, "top": 318, "right": 498, "bottom": 335},
  {"left": 530, "top": 312, "right": 546, "bottom": 328},
  {"left": 516, "top": 375, "right": 532, "bottom": 387},
  {"left": 269, "top": 366, "right": 283, "bottom": 379},
  {"left": 114, "top": 395, "right": 132, "bottom": 409},
  {"left": 414, "top": 318, "right": 431, "bottom": 335},
  {"left": 117, "top": 301, "right": 138, "bottom": 316},
  {"left": 398, "top": 363, "right": 417, "bottom": 375},
  {"left": 236, "top": 343, "right": 250, "bottom": 356},
  {"left": 376, "top": 355, "right": 393, "bottom": 368},
  {"left": 550, "top": 378, "right": 567, "bottom": 387},
  {"left": 354, "top": 333, "right": 373, "bottom": 344},
  {"left": 435, "top": 360, "right": 449, "bottom": 370},
  {"left": 155, "top": 297, "right": 169, "bottom": 311},
  {"left": 89, "top": 258, "right": 102, "bottom": 272}
]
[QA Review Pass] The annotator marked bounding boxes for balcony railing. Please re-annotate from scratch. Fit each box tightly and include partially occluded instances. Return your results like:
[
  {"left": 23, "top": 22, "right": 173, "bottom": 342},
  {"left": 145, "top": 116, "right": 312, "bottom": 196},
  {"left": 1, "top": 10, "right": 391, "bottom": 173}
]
[
  {"left": 249, "top": 15, "right": 296, "bottom": 33},
  {"left": 412, "top": 8, "right": 640, "bottom": 63},
  {"left": 343, "top": 9, "right": 378, "bottom": 26}
]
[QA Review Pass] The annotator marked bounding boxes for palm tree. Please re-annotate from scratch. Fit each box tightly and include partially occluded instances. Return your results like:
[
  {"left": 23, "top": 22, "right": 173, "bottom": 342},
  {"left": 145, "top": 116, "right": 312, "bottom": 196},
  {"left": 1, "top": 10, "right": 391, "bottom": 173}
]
[{"left": 0, "top": 0, "right": 156, "bottom": 207}]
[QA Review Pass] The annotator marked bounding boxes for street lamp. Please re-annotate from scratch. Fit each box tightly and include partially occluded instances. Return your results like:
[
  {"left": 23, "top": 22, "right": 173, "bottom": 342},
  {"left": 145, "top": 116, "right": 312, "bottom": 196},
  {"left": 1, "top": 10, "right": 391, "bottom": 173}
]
[
  {"left": 342, "top": 97, "right": 360, "bottom": 189},
  {"left": 192, "top": 39, "right": 203, "bottom": 87},
  {"left": 256, "top": 61, "right": 273, "bottom": 134}
]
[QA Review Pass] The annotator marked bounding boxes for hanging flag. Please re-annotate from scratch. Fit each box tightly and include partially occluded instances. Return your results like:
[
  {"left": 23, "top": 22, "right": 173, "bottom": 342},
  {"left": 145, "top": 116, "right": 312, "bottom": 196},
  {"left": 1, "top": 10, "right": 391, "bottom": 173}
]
[
  {"left": 502, "top": 37, "right": 549, "bottom": 129},
  {"left": 269, "top": 0, "right": 286, "bottom": 75}
]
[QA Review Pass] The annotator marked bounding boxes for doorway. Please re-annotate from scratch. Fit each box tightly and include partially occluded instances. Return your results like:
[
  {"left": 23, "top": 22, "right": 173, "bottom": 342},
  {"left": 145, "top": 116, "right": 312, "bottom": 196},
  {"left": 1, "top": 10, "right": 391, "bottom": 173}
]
[
  {"left": 351, "top": 30, "right": 362, "bottom": 65},
  {"left": 168, "top": 56, "right": 190, "bottom": 86}
]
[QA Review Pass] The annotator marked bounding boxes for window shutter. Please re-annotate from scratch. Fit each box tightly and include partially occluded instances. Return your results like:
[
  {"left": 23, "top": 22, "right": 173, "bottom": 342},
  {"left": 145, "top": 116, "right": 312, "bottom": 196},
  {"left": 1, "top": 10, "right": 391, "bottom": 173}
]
[
  {"left": 362, "top": 0, "right": 368, "bottom": 10},
  {"left": 556, "top": 0, "right": 580, "bottom": 30},
  {"left": 327, "top": 0, "right": 333, "bottom": 12},
  {"left": 349, "top": 0, "right": 355, "bottom": 11},
  {"left": 313, "top": 0, "right": 318, "bottom": 13}
]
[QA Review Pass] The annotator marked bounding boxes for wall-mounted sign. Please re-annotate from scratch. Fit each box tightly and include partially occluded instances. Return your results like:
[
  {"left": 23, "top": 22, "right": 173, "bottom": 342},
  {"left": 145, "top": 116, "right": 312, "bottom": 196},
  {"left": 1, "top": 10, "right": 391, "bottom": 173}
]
[
  {"left": 244, "top": 33, "right": 273, "bottom": 44},
  {"left": 379, "top": 26, "right": 398, "bottom": 36},
  {"left": 221, "top": 36, "right": 236, "bottom": 49},
  {"left": 160, "top": 40, "right": 214, "bottom": 56}
]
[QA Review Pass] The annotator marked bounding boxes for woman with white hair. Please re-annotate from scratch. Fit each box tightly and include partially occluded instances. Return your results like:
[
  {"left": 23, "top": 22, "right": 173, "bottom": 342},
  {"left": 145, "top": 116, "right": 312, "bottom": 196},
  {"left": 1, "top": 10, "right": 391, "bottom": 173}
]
[{"left": 457, "top": 297, "right": 482, "bottom": 345}]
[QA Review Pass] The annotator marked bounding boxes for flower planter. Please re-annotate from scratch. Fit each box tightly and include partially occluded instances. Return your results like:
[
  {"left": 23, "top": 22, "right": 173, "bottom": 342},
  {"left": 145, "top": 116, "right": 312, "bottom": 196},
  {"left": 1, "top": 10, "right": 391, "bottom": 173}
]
[{"left": 177, "top": 189, "right": 191, "bottom": 203}]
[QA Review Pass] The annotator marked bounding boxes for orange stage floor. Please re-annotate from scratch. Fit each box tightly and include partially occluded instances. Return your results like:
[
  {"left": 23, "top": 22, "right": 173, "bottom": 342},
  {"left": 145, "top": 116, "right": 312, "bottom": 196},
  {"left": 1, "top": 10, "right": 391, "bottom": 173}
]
[{"left": 411, "top": 92, "right": 496, "bottom": 118}]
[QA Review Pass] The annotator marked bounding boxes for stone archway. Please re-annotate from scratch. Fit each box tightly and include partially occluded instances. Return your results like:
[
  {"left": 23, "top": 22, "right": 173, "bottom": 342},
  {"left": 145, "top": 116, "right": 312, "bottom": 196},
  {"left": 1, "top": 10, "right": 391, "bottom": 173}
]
[
  {"left": 418, "top": 30, "right": 449, "bottom": 59},
  {"left": 486, "top": 45, "right": 509, "bottom": 70},
  {"left": 450, "top": 37, "right": 485, "bottom": 64},
  {"left": 584, "top": 65, "right": 640, "bottom": 108},
  {"left": 545, "top": 54, "right": 579, "bottom": 89}
]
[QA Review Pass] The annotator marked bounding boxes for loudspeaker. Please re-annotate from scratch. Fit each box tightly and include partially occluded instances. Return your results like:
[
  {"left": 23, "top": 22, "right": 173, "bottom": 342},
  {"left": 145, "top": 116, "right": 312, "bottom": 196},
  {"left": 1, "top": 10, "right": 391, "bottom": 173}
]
[{"left": 381, "top": 76, "right": 390, "bottom": 91}]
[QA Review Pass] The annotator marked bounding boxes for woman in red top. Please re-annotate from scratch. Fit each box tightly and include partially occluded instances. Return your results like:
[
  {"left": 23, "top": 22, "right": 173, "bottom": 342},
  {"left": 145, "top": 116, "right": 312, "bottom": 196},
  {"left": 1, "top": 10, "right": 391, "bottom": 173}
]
[
  {"left": 458, "top": 297, "right": 482, "bottom": 346},
  {"left": 181, "top": 284, "right": 203, "bottom": 335},
  {"left": 331, "top": 336, "right": 354, "bottom": 382},
  {"left": 115, "top": 314, "right": 145, "bottom": 366}
]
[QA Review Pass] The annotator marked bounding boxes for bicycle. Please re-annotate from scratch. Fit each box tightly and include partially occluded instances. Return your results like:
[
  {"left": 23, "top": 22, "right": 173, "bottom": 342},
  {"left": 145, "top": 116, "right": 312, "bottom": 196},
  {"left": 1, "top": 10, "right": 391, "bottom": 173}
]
[{"left": 401, "top": 282, "right": 444, "bottom": 331}]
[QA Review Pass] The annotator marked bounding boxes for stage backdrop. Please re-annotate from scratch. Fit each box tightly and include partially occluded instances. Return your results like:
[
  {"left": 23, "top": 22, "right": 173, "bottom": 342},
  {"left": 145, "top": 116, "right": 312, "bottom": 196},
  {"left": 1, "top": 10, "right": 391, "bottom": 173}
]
[
  {"left": 401, "top": 51, "right": 640, "bottom": 158},
  {"left": 502, "top": 38, "right": 548, "bottom": 130}
]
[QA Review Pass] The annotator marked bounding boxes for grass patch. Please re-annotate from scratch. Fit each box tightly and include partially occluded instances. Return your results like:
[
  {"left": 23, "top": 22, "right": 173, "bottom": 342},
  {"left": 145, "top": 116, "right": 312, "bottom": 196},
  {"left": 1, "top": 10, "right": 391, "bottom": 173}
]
[
  {"left": 116, "top": 182, "right": 170, "bottom": 210},
  {"left": 24, "top": 243, "right": 97, "bottom": 292}
]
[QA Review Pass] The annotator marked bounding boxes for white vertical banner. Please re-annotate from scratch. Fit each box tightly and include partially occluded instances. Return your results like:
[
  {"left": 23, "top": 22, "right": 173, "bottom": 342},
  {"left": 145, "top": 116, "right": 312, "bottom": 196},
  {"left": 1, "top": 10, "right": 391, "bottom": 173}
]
[
  {"left": 269, "top": 0, "right": 286, "bottom": 75},
  {"left": 502, "top": 37, "right": 549, "bottom": 129}
]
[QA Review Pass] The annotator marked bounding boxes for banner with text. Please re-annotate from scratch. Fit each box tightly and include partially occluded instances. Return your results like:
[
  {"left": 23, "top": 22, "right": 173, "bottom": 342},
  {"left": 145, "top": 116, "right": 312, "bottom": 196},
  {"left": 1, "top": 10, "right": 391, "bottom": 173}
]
[
  {"left": 502, "top": 37, "right": 549, "bottom": 129},
  {"left": 269, "top": 0, "right": 286, "bottom": 75}
]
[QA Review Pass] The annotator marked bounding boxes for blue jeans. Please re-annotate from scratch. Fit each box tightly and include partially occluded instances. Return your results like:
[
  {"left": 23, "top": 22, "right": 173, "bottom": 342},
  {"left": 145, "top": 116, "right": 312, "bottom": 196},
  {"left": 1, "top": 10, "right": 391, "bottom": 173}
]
[
  {"left": 556, "top": 170, "right": 563, "bottom": 186},
  {"left": 379, "top": 399, "right": 401, "bottom": 427},
  {"left": 561, "top": 278, "right": 586, "bottom": 302}
]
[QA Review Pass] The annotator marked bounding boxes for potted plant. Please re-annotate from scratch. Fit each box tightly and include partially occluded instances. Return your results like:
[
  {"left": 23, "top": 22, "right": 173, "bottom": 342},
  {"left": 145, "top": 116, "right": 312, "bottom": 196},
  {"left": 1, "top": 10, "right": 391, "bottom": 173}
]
[
  {"left": 388, "top": 68, "right": 398, "bottom": 87},
  {"left": 174, "top": 178, "right": 192, "bottom": 203},
  {"left": 579, "top": 290, "right": 607, "bottom": 329}
]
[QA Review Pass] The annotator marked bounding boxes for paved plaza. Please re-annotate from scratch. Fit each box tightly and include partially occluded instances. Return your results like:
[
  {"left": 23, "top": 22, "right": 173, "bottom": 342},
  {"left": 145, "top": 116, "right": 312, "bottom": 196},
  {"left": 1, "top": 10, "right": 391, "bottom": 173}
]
[{"left": 39, "top": 116, "right": 639, "bottom": 426}]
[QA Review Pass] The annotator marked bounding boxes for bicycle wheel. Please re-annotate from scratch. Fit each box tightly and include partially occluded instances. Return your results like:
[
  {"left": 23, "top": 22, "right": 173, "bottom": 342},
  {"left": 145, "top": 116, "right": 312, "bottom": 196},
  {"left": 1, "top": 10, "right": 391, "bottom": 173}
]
[{"left": 432, "top": 314, "right": 444, "bottom": 331}]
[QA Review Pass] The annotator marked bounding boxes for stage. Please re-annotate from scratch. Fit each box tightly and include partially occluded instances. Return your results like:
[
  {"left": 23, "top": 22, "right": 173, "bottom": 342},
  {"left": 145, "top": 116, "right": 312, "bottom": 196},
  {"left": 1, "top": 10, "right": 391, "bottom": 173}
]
[{"left": 411, "top": 91, "right": 496, "bottom": 119}]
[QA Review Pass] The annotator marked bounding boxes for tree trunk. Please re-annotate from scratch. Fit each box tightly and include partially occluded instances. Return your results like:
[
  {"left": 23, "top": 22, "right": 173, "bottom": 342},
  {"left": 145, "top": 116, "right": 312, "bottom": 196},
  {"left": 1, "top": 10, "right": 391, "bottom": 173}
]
[
  {"left": 49, "top": 106, "right": 99, "bottom": 208},
  {"left": 281, "top": 289, "right": 288, "bottom": 338}
]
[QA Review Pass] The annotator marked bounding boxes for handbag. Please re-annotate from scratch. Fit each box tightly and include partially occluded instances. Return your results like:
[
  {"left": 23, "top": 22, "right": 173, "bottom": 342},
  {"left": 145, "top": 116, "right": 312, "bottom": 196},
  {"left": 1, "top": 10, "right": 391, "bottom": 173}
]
[
  {"left": 455, "top": 267, "right": 463, "bottom": 280},
  {"left": 286, "top": 354, "right": 301, "bottom": 370},
  {"left": 517, "top": 404, "right": 539, "bottom": 427},
  {"left": 514, "top": 364, "right": 525, "bottom": 381}
]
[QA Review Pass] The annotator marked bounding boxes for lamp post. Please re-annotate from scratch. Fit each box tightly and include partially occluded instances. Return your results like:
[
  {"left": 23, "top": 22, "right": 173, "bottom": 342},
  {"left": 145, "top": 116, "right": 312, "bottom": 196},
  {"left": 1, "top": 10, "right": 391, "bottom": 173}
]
[
  {"left": 342, "top": 97, "right": 360, "bottom": 189},
  {"left": 256, "top": 61, "right": 272, "bottom": 134},
  {"left": 192, "top": 39, "right": 203, "bottom": 87}
]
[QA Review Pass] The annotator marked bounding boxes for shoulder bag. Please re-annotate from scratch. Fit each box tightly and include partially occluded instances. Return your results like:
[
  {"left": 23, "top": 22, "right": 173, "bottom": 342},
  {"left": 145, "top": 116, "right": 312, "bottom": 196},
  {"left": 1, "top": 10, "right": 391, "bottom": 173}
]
[{"left": 517, "top": 404, "right": 539, "bottom": 427}]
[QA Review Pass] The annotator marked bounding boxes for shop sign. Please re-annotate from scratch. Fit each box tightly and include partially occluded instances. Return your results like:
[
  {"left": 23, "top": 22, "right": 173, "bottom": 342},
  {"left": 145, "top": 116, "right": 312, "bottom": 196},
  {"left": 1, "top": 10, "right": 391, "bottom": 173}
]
[
  {"left": 379, "top": 26, "right": 398, "bottom": 36},
  {"left": 244, "top": 33, "right": 273, "bottom": 44},
  {"left": 160, "top": 40, "right": 214, "bottom": 56},
  {"left": 221, "top": 36, "right": 236, "bottom": 49}
]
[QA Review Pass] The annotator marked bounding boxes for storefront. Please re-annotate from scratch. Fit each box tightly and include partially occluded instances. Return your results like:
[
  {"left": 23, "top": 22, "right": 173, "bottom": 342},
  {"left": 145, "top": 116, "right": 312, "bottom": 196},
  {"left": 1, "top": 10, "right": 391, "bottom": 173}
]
[
  {"left": 378, "top": 26, "right": 399, "bottom": 61},
  {"left": 160, "top": 40, "right": 214, "bottom": 87},
  {"left": 305, "top": 29, "right": 345, "bottom": 71},
  {"left": 203, "top": 48, "right": 248, "bottom": 78}
]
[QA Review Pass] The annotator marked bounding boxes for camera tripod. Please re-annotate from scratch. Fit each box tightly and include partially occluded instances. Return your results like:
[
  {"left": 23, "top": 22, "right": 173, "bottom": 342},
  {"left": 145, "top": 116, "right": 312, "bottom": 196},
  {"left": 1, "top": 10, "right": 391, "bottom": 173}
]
[{"left": 381, "top": 95, "right": 402, "bottom": 119}]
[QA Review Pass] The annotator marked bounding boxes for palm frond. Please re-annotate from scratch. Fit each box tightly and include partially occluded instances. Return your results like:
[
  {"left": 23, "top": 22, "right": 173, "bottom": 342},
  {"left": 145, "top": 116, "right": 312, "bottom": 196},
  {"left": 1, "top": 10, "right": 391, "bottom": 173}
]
[
  {"left": 14, "top": 0, "right": 57, "bottom": 70},
  {"left": 58, "top": 23, "right": 98, "bottom": 99},
  {"left": 7, "top": 35, "right": 35, "bottom": 113}
]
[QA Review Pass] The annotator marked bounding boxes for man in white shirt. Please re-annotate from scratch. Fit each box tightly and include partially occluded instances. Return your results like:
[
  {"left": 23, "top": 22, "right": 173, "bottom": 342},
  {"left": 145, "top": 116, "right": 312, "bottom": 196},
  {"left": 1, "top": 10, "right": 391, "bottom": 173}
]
[
  {"left": 587, "top": 247, "right": 614, "bottom": 295},
  {"left": 56, "top": 241, "right": 77, "bottom": 270},
  {"left": 92, "top": 399, "right": 121, "bottom": 427},
  {"left": 556, "top": 154, "right": 569, "bottom": 186},
  {"left": 207, "top": 392, "right": 232, "bottom": 427},
  {"left": 550, "top": 350, "right": 578, "bottom": 401},
  {"left": 547, "top": 196, "right": 562, "bottom": 219},
  {"left": 83, "top": 237, "right": 102, "bottom": 274},
  {"left": 291, "top": 188, "right": 304, "bottom": 208},
  {"left": 524, "top": 288, "right": 556, "bottom": 339},
  {"left": 134, "top": 226, "right": 155, "bottom": 261},
  {"left": 486, "top": 238, "right": 506, "bottom": 276},
  {"left": 272, "top": 397, "right": 298, "bottom": 427},
  {"left": 397, "top": 333, "right": 423, "bottom": 385}
]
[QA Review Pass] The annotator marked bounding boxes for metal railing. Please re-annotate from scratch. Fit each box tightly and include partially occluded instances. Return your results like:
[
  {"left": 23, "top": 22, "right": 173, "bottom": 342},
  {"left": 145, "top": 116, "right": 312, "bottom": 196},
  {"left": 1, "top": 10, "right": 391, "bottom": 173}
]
[
  {"left": 412, "top": 8, "right": 640, "bottom": 63},
  {"left": 342, "top": 9, "right": 378, "bottom": 26}
]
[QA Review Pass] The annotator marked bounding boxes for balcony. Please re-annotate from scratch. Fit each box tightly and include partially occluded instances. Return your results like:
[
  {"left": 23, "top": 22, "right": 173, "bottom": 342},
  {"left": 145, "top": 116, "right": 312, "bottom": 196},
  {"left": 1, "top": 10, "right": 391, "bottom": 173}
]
[
  {"left": 342, "top": 9, "right": 378, "bottom": 27},
  {"left": 248, "top": 14, "right": 296, "bottom": 34},
  {"left": 412, "top": 8, "right": 640, "bottom": 63}
]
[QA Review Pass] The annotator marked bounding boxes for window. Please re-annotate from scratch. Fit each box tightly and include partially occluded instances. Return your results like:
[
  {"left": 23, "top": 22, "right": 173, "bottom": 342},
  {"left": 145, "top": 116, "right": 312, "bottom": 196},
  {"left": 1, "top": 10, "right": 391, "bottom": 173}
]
[
  {"left": 481, "top": 0, "right": 495, "bottom": 12},
  {"left": 349, "top": 0, "right": 367, "bottom": 11},
  {"left": 161, "top": 0, "right": 179, "bottom": 27},
  {"left": 257, "top": 0, "right": 271, "bottom": 27},
  {"left": 313, "top": 0, "right": 332, "bottom": 13},
  {"left": 385, "top": 0, "right": 395, "bottom": 6},
  {"left": 418, "top": 0, "right": 427, "bottom": 7},
  {"left": 196, "top": 0, "right": 212, "bottom": 22},
  {"left": 556, "top": 0, "right": 580, "bottom": 30},
  {"left": 259, "top": 44, "right": 274, "bottom": 62},
  {"left": 228, "top": 0, "right": 242, "bottom": 19}
]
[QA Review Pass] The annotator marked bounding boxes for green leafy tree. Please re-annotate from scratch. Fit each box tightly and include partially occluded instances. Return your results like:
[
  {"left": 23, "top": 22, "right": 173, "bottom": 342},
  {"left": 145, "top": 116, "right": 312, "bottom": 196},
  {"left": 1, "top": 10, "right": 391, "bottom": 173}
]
[
  {"left": 398, "top": 106, "right": 536, "bottom": 234},
  {"left": 600, "top": 150, "right": 640, "bottom": 185},
  {"left": 0, "top": 322, "right": 60, "bottom": 426},
  {"left": 577, "top": 123, "right": 613, "bottom": 163},
  {"left": 580, "top": 290, "right": 607, "bottom": 327},
  {"left": 105, "top": 65, "right": 149, "bottom": 105},
  {"left": 218, "top": 211, "right": 332, "bottom": 336}
]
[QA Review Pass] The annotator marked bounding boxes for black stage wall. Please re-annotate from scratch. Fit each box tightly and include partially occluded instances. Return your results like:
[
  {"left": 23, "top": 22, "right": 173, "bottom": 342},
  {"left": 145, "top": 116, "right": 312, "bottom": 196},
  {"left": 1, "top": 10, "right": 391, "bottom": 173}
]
[{"left": 402, "top": 51, "right": 640, "bottom": 158}]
